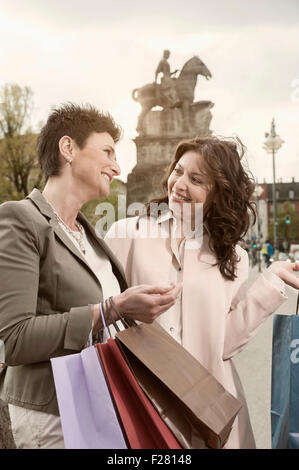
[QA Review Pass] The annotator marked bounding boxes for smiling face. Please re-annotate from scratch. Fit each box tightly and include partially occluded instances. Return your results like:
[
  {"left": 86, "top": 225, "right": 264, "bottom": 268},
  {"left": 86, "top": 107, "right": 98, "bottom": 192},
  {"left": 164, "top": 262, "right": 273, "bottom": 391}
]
[
  {"left": 69, "top": 131, "right": 120, "bottom": 199},
  {"left": 167, "top": 150, "right": 212, "bottom": 230},
  {"left": 168, "top": 150, "right": 210, "bottom": 205}
]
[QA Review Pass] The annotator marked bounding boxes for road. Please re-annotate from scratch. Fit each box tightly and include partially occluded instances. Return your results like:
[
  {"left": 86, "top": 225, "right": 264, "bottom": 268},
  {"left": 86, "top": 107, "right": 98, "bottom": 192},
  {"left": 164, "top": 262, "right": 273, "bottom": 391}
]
[{"left": 233, "top": 264, "right": 298, "bottom": 449}]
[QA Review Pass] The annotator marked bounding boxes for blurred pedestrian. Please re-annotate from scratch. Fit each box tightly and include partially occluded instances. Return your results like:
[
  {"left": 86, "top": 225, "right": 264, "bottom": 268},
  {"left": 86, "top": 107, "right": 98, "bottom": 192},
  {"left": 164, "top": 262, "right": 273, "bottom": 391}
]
[
  {"left": 262, "top": 240, "right": 272, "bottom": 268},
  {"left": 267, "top": 240, "right": 274, "bottom": 266}
]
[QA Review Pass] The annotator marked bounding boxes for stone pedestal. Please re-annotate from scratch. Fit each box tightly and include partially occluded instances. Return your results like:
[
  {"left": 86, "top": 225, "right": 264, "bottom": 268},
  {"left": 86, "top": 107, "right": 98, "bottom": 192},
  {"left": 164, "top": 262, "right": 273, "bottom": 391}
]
[
  {"left": 127, "top": 137, "right": 183, "bottom": 207},
  {"left": 127, "top": 101, "right": 214, "bottom": 207}
]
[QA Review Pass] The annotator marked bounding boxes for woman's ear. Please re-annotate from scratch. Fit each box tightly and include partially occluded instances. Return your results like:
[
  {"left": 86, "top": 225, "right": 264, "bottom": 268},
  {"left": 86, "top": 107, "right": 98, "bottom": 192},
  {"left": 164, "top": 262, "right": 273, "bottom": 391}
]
[{"left": 58, "top": 136, "right": 74, "bottom": 164}]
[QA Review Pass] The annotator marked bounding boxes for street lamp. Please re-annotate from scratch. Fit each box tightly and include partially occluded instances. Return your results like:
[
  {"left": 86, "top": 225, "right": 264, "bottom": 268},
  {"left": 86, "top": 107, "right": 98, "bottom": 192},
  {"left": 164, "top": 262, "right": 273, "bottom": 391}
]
[
  {"left": 263, "top": 118, "right": 284, "bottom": 260},
  {"left": 253, "top": 183, "right": 264, "bottom": 272}
]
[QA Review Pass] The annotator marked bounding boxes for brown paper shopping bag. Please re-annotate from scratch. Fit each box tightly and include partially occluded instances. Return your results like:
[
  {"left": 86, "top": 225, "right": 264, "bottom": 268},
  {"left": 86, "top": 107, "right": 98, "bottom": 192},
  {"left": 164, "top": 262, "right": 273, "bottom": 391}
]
[{"left": 116, "top": 321, "right": 242, "bottom": 449}]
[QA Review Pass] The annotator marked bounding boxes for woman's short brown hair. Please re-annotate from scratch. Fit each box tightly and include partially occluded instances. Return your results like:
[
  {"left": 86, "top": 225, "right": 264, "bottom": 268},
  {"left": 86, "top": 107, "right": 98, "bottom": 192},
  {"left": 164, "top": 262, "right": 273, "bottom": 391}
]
[
  {"left": 37, "top": 102, "right": 122, "bottom": 183},
  {"left": 146, "top": 135, "right": 256, "bottom": 281}
]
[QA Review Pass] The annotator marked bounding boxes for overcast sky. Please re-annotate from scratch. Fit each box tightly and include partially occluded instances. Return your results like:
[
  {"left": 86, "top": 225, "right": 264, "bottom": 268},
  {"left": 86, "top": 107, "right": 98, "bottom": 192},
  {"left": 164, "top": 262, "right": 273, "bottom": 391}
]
[{"left": 0, "top": 0, "right": 298, "bottom": 184}]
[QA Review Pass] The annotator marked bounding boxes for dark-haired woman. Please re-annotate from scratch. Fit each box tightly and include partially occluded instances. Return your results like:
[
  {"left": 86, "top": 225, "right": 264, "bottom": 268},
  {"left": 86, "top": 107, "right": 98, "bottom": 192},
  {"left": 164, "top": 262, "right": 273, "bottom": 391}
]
[
  {"left": 105, "top": 136, "right": 299, "bottom": 449},
  {"left": 0, "top": 103, "right": 180, "bottom": 448}
]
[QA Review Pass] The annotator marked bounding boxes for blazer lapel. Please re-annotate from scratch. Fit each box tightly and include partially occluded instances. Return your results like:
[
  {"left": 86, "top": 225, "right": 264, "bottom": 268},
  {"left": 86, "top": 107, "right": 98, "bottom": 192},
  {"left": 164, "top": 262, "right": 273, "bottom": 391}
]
[
  {"left": 26, "top": 189, "right": 92, "bottom": 268},
  {"left": 49, "top": 216, "right": 89, "bottom": 267},
  {"left": 77, "top": 211, "right": 128, "bottom": 291},
  {"left": 26, "top": 189, "right": 127, "bottom": 291}
]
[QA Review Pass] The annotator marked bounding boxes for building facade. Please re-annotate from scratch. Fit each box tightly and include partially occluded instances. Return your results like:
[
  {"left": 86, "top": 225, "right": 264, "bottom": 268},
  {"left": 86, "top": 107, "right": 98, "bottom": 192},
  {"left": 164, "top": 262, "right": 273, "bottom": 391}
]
[{"left": 248, "top": 177, "right": 299, "bottom": 247}]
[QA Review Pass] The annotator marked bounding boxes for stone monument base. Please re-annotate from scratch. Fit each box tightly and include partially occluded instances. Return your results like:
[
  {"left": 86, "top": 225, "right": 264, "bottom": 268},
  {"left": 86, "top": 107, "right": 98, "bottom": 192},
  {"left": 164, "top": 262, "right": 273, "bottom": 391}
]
[
  {"left": 127, "top": 140, "right": 179, "bottom": 207},
  {"left": 140, "top": 101, "right": 213, "bottom": 138},
  {"left": 126, "top": 102, "right": 214, "bottom": 207}
]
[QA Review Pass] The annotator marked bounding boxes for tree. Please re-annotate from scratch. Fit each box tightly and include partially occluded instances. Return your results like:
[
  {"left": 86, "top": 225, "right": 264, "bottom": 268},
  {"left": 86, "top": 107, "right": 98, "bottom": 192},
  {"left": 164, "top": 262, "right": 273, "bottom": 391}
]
[
  {"left": 0, "top": 83, "right": 43, "bottom": 202},
  {"left": 81, "top": 178, "right": 127, "bottom": 233},
  {"left": 268, "top": 201, "right": 299, "bottom": 245}
]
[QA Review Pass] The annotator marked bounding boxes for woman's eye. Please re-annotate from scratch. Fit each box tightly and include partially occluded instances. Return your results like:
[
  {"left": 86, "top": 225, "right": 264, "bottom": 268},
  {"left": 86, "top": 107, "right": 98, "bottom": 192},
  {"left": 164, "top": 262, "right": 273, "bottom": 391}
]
[
  {"left": 104, "top": 149, "right": 115, "bottom": 159},
  {"left": 174, "top": 168, "right": 181, "bottom": 174},
  {"left": 191, "top": 177, "right": 202, "bottom": 184}
]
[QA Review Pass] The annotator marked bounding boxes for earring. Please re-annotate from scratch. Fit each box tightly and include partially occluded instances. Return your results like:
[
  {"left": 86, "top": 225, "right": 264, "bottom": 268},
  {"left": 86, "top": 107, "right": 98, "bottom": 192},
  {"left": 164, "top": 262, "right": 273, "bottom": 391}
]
[{"left": 65, "top": 158, "right": 72, "bottom": 164}]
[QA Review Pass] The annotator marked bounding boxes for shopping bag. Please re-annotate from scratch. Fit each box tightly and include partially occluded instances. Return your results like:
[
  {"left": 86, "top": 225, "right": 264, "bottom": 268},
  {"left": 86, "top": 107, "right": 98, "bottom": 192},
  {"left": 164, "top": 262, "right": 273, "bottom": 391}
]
[
  {"left": 271, "top": 293, "right": 299, "bottom": 449},
  {"left": 118, "top": 341, "right": 208, "bottom": 448},
  {"left": 97, "top": 338, "right": 182, "bottom": 449},
  {"left": 50, "top": 317, "right": 127, "bottom": 449},
  {"left": 115, "top": 321, "right": 242, "bottom": 449}
]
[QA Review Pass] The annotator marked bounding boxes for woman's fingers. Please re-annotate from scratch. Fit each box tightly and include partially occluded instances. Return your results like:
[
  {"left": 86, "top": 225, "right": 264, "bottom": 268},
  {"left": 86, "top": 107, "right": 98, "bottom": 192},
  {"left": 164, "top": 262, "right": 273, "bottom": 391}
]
[
  {"left": 140, "top": 284, "right": 176, "bottom": 295},
  {"left": 131, "top": 300, "right": 176, "bottom": 323},
  {"left": 282, "top": 262, "right": 299, "bottom": 289},
  {"left": 156, "top": 300, "right": 178, "bottom": 315},
  {"left": 283, "top": 273, "right": 299, "bottom": 289},
  {"left": 119, "top": 282, "right": 183, "bottom": 322},
  {"left": 292, "top": 261, "right": 299, "bottom": 271},
  {"left": 140, "top": 283, "right": 182, "bottom": 309},
  {"left": 156, "top": 286, "right": 182, "bottom": 306},
  {"left": 277, "top": 262, "right": 299, "bottom": 289},
  {"left": 124, "top": 293, "right": 179, "bottom": 322}
]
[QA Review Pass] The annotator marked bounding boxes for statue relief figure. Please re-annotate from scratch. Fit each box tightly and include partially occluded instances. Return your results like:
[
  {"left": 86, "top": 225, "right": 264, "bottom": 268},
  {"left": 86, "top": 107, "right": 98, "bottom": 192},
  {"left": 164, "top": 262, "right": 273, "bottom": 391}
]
[
  {"left": 154, "top": 50, "right": 178, "bottom": 105},
  {"left": 155, "top": 50, "right": 178, "bottom": 83}
]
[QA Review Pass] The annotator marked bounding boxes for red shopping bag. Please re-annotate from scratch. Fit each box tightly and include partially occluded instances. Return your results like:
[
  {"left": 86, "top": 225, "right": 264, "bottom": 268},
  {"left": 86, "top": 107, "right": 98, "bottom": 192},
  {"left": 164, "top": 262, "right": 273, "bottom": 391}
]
[{"left": 96, "top": 339, "right": 181, "bottom": 449}]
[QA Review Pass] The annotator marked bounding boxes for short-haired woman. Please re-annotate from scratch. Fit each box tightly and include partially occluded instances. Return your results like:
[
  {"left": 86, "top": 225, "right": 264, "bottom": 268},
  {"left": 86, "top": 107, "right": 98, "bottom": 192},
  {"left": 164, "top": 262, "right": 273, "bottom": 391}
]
[
  {"left": 0, "top": 103, "right": 180, "bottom": 449},
  {"left": 105, "top": 136, "right": 299, "bottom": 449}
]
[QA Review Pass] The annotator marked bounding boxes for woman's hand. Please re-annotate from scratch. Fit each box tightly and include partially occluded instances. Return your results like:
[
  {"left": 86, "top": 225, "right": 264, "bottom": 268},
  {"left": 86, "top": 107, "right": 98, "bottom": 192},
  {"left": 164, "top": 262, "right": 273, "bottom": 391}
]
[
  {"left": 268, "top": 261, "right": 299, "bottom": 289},
  {"left": 112, "top": 283, "right": 182, "bottom": 323}
]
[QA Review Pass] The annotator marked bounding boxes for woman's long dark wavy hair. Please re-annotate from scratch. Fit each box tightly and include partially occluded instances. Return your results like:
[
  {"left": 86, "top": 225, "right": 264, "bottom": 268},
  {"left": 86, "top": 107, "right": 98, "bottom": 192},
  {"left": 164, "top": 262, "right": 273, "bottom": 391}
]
[{"left": 145, "top": 135, "right": 256, "bottom": 281}]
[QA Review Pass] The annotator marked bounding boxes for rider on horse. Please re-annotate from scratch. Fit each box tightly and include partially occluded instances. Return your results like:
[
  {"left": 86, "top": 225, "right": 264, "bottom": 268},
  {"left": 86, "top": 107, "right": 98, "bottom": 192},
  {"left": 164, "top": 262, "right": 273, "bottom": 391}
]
[{"left": 155, "top": 50, "right": 178, "bottom": 104}]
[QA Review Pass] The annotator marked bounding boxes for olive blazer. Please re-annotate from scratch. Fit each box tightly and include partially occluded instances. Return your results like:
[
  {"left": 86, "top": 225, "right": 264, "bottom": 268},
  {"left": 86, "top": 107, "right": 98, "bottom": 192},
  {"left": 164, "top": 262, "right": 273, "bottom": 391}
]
[{"left": 0, "top": 189, "right": 127, "bottom": 415}]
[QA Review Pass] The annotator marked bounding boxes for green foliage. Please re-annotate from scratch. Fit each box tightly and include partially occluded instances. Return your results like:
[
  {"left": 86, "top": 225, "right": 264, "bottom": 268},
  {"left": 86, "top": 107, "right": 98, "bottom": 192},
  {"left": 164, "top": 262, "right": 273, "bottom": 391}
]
[
  {"left": 268, "top": 201, "right": 299, "bottom": 243},
  {"left": 0, "top": 133, "right": 43, "bottom": 202},
  {"left": 81, "top": 179, "right": 127, "bottom": 229},
  {"left": 0, "top": 83, "right": 43, "bottom": 203},
  {"left": 0, "top": 83, "right": 33, "bottom": 138}
]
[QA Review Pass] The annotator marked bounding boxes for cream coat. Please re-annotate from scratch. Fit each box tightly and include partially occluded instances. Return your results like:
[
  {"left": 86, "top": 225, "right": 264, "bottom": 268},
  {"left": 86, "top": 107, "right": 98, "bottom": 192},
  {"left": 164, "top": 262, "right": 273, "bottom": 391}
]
[{"left": 105, "top": 215, "right": 287, "bottom": 449}]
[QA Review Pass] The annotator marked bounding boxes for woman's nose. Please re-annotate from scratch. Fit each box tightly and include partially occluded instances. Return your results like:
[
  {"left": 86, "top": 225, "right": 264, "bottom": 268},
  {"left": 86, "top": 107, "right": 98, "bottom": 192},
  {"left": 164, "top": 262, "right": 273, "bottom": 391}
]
[
  {"left": 174, "top": 174, "right": 188, "bottom": 190},
  {"left": 111, "top": 161, "right": 121, "bottom": 176}
]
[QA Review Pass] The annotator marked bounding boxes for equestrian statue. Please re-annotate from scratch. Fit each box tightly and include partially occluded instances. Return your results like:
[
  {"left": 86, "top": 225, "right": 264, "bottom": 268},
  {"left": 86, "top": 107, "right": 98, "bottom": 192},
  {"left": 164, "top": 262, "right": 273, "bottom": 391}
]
[{"left": 132, "top": 50, "right": 212, "bottom": 134}]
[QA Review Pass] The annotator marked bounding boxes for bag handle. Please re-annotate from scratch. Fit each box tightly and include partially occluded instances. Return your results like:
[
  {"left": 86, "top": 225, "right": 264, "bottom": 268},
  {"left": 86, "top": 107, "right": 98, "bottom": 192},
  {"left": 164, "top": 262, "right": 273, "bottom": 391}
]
[
  {"left": 108, "top": 296, "right": 137, "bottom": 329},
  {"left": 99, "top": 302, "right": 112, "bottom": 340},
  {"left": 296, "top": 292, "right": 299, "bottom": 316},
  {"left": 105, "top": 298, "right": 120, "bottom": 332},
  {"left": 88, "top": 301, "right": 116, "bottom": 346}
]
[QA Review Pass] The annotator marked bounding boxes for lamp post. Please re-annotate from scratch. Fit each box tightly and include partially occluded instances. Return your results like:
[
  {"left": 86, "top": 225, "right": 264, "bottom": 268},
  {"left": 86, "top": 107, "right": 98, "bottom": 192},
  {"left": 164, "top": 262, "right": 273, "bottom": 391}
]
[
  {"left": 263, "top": 118, "right": 284, "bottom": 260},
  {"left": 253, "top": 184, "right": 264, "bottom": 272}
]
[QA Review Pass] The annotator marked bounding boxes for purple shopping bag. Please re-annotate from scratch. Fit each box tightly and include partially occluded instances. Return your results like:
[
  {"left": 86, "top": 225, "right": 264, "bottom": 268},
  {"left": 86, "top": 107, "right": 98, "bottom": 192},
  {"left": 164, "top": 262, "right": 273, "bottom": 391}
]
[{"left": 51, "top": 337, "right": 127, "bottom": 449}]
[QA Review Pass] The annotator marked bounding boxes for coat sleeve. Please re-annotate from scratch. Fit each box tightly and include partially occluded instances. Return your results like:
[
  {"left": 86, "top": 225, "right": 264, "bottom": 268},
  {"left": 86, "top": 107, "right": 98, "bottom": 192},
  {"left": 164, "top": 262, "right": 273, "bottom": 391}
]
[
  {"left": 223, "top": 248, "right": 287, "bottom": 360},
  {"left": 0, "top": 202, "right": 93, "bottom": 366}
]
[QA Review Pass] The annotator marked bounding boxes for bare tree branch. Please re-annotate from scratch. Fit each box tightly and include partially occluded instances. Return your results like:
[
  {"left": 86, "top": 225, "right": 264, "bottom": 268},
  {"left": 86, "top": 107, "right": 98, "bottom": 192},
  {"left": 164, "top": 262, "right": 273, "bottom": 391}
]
[{"left": 0, "top": 83, "right": 42, "bottom": 201}]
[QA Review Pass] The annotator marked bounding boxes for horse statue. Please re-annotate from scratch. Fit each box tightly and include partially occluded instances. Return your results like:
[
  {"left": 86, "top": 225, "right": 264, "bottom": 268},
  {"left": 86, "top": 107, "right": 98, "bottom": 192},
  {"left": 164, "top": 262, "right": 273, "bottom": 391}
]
[{"left": 132, "top": 56, "right": 212, "bottom": 134}]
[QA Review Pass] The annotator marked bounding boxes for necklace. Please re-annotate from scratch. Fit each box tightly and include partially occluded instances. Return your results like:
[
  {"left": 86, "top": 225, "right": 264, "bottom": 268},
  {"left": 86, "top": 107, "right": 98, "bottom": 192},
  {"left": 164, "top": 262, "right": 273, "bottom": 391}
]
[{"left": 43, "top": 194, "right": 86, "bottom": 255}]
